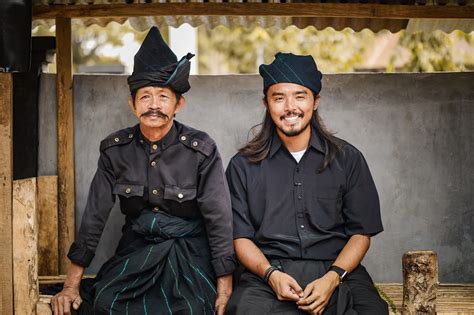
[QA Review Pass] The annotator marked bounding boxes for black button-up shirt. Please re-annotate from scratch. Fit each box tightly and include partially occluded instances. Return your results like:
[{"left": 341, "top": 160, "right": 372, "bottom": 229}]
[
  {"left": 226, "top": 128, "right": 383, "bottom": 261},
  {"left": 68, "top": 121, "right": 236, "bottom": 276}
]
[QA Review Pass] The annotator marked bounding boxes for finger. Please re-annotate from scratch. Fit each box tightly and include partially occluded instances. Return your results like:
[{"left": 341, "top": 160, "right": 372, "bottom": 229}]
[
  {"left": 281, "top": 285, "right": 302, "bottom": 301},
  {"left": 313, "top": 300, "right": 327, "bottom": 314},
  {"left": 287, "top": 278, "right": 304, "bottom": 297},
  {"left": 298, "top": 288, "right": 320, "bottom": 305},
  {"left": 61, "top": 296, "right": 71, "bottom": 315},
  {"left": 51, "top": 298, "right": 58, "bottom": 315},
  {"left": 72, "top": 295, "right": 82, "bottom": 310},
  {"left": 57, "top": 296, "right": 65, "bottom": 315},
  {"left": 298, "top": 298, "right": 325, "bottom": 312}
]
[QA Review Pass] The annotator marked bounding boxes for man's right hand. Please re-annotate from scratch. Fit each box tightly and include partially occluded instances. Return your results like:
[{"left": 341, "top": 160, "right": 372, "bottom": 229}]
[
  {"left": 51, "top": 286, "right": 82, "bottom": 315},
  {"left": 267, "top": 270, "right": 304, "bottom": 302}
]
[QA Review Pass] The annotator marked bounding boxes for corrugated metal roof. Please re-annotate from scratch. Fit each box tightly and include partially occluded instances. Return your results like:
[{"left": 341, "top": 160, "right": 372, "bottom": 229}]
[{"left": 32, "top": 0, "right": 474, "bottom": 33}]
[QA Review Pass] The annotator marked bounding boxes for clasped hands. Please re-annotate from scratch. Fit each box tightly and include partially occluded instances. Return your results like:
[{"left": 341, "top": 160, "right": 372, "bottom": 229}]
[{"left": 267, "top": 270, "right": 340, "bottom": 315}]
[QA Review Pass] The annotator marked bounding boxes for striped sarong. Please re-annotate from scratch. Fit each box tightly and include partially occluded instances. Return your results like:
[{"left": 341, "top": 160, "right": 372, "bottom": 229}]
[{"left": 78, "top": 209, "right": 217, "bottom": 315}]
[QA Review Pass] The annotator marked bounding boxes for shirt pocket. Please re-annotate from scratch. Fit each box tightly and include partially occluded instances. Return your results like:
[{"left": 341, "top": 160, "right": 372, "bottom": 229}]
[
  {"left": 113, "top": 183, "right": 145, "bottom": 215},
  {"left": 163, "top": 185, "right": 197, "bottom": 203},
  {"left": 310, "top": 188, "right": 344, "bottom": 229},
  {"left": 113, "top": 183, "right": 145, "bottom": 198}
]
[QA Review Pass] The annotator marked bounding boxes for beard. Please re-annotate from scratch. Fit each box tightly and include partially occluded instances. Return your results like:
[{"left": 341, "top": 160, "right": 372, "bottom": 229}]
[{"left": 277, "top": 111, "right": 311, "bottom": 137}]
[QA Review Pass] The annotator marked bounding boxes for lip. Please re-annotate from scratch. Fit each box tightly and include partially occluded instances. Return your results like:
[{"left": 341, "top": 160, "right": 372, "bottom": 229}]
[{"left": 282, "top": 115, "right": 301, "bottom": 125}]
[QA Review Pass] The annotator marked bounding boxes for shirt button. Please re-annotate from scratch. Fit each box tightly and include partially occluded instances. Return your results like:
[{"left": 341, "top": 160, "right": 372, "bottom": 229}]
[
  {"left": 192, "top": 141, "right": 198, "bottom": 147},
  {"left": 114, "top": 137, "right": 119, "bottom": 142},
  {"left": 125, "top": 187, "right": 131, "bottom": 194},
  {"left": 152, "top": 206, "right": 159, "bottom": 213},
  {"left": 128, "top": 134, "right": 133, "bottom": 139},
  {"left": 177, "top": 193, "right": 184, "bottom": 199},
  {"left": 150, "top": 161, "right": 156, "bottom": 167},
  {"left": 300, "top": 225, "right": 305, "bottom": 229},
  {"left": 294, "top": 182, "right": 302, "bottom": 186},
  {"left": 140, "top": 139, "right": 144, "bottom": 144},
  {"left": 152, "top": 189, "right": 158, "bottom": 195},
  {"left": 298, "top": 195, "right": 302, "bottom": 200},
  {"left": 152, "top": 144, "right": 158, "bottom": 150},
  {"left": 180, "top": 135, "right": 187, "bottom": 141}
]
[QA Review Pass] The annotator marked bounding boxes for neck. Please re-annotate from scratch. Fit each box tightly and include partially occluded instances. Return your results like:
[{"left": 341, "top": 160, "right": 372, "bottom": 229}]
[
  {"left": 139, "top": 121, "right": 173, "bottom": 142},
  {"left": 277, "top": 126, "right": 311, "bottom": 152}
]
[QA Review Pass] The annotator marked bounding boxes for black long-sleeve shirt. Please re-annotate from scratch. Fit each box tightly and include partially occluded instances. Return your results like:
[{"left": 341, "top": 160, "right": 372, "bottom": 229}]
[
  {"left": 68, "top": 121, "right": 236, "bottom": 276},
  {"left": 226, "top": 128, "right": 383, "bottom": 261}
]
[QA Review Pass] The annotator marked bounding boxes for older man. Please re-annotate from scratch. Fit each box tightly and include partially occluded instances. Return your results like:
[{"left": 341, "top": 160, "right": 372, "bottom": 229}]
[
  {"left": 226, "top": 53, "right": 388, "bottom": 314},
  {"left": 52, "top": 27, "right": 235, "bottom": 315}
]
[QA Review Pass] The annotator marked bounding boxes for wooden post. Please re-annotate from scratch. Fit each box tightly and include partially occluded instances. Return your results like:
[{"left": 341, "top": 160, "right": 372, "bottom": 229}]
[
  {"left": 37, "top": 176, "right": 59, "bottom": 276},
  {"left": 56, "top": 17, "right": 75, "bottom": 274},
  {"left": 12, "top": 178, "right": 39, "bottom": 315},
  {"left": 0, "top": 73, "right": 14, "bottom": 315},
  {"left": 402, "top": 250, "right": 438, "bottom": 314}
]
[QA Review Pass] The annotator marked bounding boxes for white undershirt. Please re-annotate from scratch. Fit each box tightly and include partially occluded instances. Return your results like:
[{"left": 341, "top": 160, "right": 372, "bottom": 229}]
[{"left": 290, "top": 149, "right": 307, "bottom": 163}]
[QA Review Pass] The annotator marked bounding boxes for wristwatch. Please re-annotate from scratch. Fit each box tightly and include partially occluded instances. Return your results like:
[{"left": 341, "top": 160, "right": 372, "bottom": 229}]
[{"left": 328, "top": 265, "right": 348, "bottom": 283}]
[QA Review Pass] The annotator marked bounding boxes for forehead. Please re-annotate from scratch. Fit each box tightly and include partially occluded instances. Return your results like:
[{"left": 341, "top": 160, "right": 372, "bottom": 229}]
[
  {"left": 135, "top": 86, "right": 175, "bottom": 96},
  {"left": 267, "top": 82, "right": 311, "bottom": 95}
]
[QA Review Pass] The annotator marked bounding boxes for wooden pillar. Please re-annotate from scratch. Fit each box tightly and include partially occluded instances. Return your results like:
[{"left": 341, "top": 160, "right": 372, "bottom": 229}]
[
  {"left": 13, "top": 178, "right": 39, "bottom": 315},
  {"left": 56, "top": 17, "right": 75, "bottom": 274},
  {"left": 37, "top": 176, "right": 59, "bottom": 276},
  {"left": 402, "top": 250, "right": 438, "bottom": 314},
  {"left": 0, "top": 73, "right": 14, "bottom": 315}
]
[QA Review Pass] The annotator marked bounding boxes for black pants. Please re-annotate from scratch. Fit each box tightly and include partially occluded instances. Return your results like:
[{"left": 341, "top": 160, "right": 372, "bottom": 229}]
[{"left": 226, "top": 259, "right": 388, "bottom": 315}]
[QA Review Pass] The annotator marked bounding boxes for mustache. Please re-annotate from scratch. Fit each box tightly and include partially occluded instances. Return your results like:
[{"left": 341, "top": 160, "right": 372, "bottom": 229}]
[
  {"left": 140, "top": 109, "right": 169, "bottom": 119},
  {"left": 280, "top": 111, "right": 304, "bottom": 120}
]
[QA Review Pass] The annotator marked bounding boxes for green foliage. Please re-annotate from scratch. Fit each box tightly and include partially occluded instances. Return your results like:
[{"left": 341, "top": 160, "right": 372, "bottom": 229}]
[{"left": 197, "top": 26, "right": 376, "bottom": 74}]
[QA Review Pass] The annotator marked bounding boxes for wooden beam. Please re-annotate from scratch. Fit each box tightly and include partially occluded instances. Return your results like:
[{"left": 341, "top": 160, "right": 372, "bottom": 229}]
[
  {"left": 56, "top": 17, "right": 75, "bottom": 275},
  {"left": 0, "top": 73, "right": 13, "bottom": 315},
  {"left": 33, "top": 3, "right": 474, "bottom": 20},
  {"left": 13, "top": 178, "right": 39, "bottom": 315},
  {"left": 37, "top": 176, "right": 59, "bottom": 276}
]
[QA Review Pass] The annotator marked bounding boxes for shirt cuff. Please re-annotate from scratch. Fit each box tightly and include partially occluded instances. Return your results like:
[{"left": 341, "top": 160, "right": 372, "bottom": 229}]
[
  {"left": 211, "top": 253, "right": 238, "bottom": 277},
  {"left": 67, "top": 241, "right": 95, "bottom": 267}
]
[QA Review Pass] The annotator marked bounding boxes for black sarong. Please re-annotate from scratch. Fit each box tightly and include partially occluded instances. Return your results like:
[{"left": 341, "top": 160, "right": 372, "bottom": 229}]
[{"left": 78, "top": 209, "right": 217, "bottom": 315}]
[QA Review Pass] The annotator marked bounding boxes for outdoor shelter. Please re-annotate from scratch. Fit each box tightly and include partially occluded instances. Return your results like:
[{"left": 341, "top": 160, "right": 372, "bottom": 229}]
[{"left": 0, "top": 1, "right": 473, "bottom": 314}]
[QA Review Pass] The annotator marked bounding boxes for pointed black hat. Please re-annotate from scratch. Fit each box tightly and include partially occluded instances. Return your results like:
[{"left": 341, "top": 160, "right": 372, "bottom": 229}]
[{"left": 127, "top": 26, "right": 194, "bottom": 94}]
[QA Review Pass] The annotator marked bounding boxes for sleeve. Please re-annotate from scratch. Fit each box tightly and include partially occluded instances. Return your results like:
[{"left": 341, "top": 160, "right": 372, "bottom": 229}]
[
  {"left": 342, "top": 147, "right": 384, "bottom": 237},
  {"left": 225, "top": 157, "right": 255, "bottom": 240},
  {"left": 67, "top": 151, "right": 116, "bottom": 267},
  {"left": 197, "top": 145, "right": 237, "bottom": 277}
]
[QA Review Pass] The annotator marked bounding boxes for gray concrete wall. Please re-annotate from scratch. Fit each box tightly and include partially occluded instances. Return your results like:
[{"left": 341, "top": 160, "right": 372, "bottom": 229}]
[{"left": 38, "top": 72, "right": 474, "bottom": 283}]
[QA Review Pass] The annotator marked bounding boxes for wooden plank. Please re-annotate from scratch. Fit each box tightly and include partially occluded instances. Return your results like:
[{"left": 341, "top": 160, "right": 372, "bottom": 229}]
[
  {"left": 0, "top": 73, "right": 13, "bottom": 315},
  {"left": 37, "top": 176, "right": 59, "bottom": 276},
  {"left": 36, "top": 302, "right": 53, "bottom": 315},
  {"left": 12, "top": 178, "right": 39, "bottom": 315},
  {"left": 56, "top": 17, "right": 75, "bottom": 275},
  {"left": 33, "top": 3, "right": 474, "bottom": 20}
]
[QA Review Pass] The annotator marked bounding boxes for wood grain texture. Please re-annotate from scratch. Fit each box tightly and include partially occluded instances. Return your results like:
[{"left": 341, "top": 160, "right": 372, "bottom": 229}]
[
  {"left": 0, "top": 73, "right": 13, "bottom": 315},
  {"left": 402, "top": 251, "right": 438, "bottom": 314},
  {"left": 37, "top": 176, "right": 59, "bottom": 276},
  {"left": 56, "top": 17, "right": 75, "bottom": 274},
  {"left": 13, "top": 178, "right": 39, "bottom": 315},
  {"left": 33, "top": 3, "right": 474, "bottom": 20}
]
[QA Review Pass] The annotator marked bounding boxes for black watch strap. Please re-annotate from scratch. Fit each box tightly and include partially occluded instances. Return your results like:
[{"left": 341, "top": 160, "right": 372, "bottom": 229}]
[{"left": 328, "top": 265, "right": 348, "bottom": 282}]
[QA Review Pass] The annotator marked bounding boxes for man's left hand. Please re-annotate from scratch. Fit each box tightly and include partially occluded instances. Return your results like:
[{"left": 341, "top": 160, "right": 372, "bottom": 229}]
[
  {"left": 296, "top": 271, "right": 340, "bottom": 314},
  {"left": 215, "top": 292, "right": 231, "bottom": 315}
]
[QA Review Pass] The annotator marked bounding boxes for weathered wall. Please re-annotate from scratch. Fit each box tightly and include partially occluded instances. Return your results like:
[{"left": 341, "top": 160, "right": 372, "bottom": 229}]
[{"left": 38, "top": 72, "right": 474, "bottom": 282}]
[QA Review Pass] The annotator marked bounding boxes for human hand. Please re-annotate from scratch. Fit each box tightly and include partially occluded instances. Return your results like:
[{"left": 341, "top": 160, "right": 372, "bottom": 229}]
[
  {"left": 51, "top": 286, "right": 82, "bottom": 315},
  {"left": 296, "top": 271, "right": 339, "bottom": 314},
  {"left": 267, "top": 270, "right": 304, "bottom": 301},
  {"left": 215, "top": 292, "right": 231, "bottom": 315},
  {"left": 215, "top": 274, "right": 232, "bottom": 314}
]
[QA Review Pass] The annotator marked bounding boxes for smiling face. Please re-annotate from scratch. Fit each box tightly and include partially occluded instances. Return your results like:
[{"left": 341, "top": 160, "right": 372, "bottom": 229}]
[
  {"left": 265, "top": 82, "right": 319, "bottom": 139},
  {"left": 128, "top": 86, "right": 185, "bottom": 132}
]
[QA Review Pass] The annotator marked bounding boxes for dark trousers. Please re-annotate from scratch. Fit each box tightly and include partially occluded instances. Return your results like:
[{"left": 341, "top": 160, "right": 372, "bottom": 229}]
[{"left": 226, "top": 259, "right": 388, "bottom": 315}]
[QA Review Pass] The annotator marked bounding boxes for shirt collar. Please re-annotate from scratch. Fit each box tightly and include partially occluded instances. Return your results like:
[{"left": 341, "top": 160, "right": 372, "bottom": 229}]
[
  {"left": 268, "top": 126, "right": 326, "bottom": 159},
  {"left": 136, "top": 122, "right": 178, "bottom": 152}
]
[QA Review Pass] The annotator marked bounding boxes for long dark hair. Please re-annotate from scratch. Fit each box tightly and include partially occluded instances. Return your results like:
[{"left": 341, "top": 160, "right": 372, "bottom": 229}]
[{"left": 239, "top": 100, "right": 342, "bottom": 172}]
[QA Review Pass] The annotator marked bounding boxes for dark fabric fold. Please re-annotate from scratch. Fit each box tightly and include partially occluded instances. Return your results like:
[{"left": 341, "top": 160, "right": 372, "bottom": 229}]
[
  {"left": 67, "top": 241, "right": 95, "bottom": 267},
  {"left": 78, "top": 209, "right": 217, "bottom": 315},
  {"left": 211, "top": 253, "right": 238, "bottom": 277}
]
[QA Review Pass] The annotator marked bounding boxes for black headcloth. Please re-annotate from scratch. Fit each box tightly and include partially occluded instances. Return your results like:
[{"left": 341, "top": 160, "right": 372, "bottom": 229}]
[
  {"left": 127, "top": 26, "right": 194, "bottom": 95},
  {"left": 259, "top": 52, "right": 322, "bottom": 95}
]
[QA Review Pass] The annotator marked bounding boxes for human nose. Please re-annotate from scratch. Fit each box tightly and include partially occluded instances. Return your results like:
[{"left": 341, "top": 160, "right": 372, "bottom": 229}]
[
  {"left": 283, "top": 98, "right": 297, "bottom": 111},
  {"left": 148, "top": 95, "right": 161, "bottom": 109}
]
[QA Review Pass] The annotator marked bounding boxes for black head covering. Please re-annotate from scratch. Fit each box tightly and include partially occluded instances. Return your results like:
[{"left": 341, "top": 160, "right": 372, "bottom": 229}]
[
  {"left": 127, "top": 26, "right": 194, "bottom": 95},
  {"left": 259, "top": 52, "right": 322, "bottom": 95}
]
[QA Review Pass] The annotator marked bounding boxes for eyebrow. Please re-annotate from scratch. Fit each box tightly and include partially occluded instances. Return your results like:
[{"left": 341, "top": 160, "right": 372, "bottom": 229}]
[{"left": 270, "top": 90, "right": 308, "bottom": 97}]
